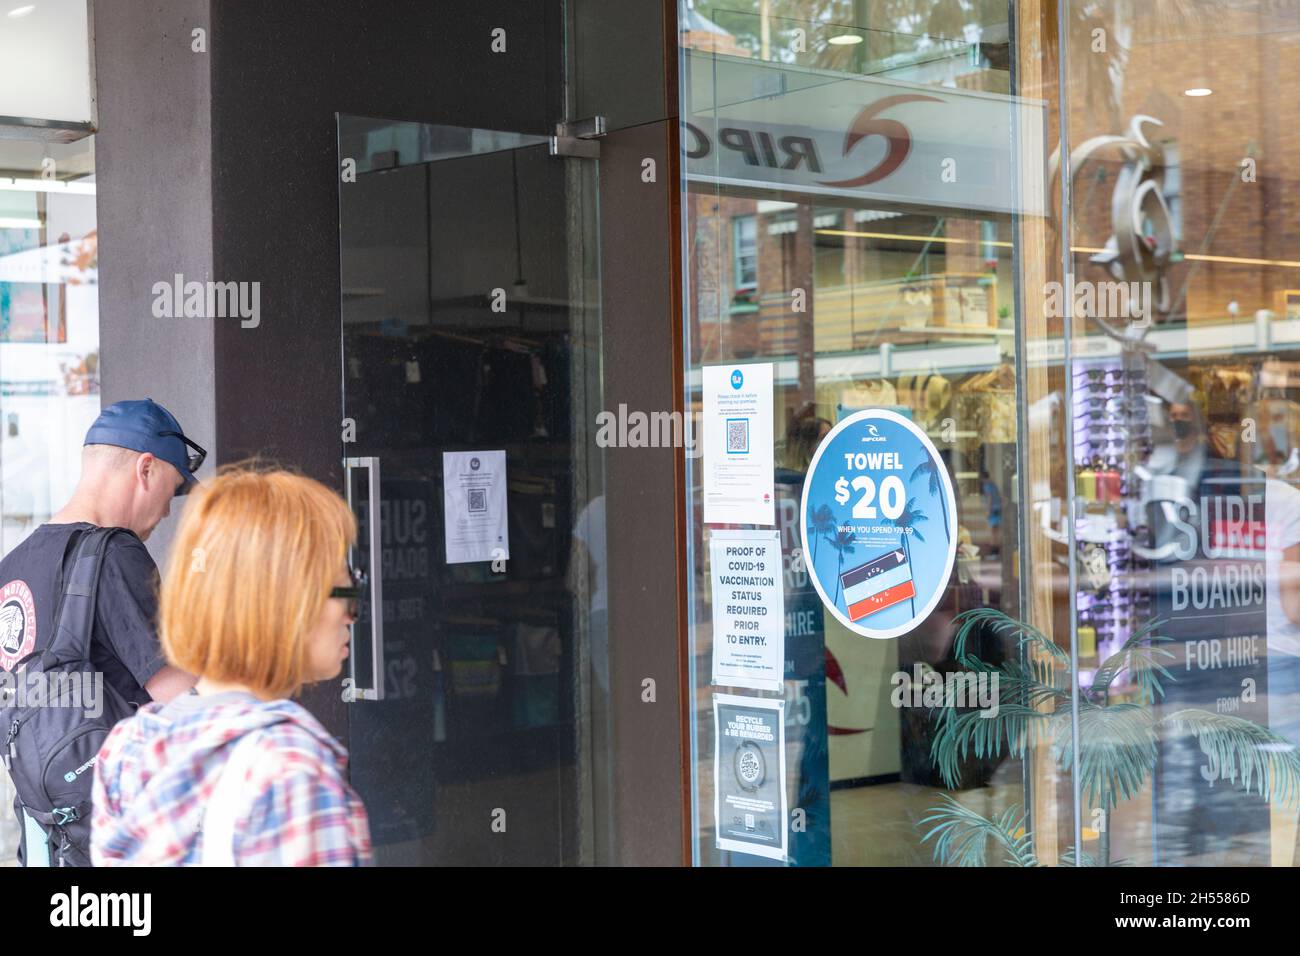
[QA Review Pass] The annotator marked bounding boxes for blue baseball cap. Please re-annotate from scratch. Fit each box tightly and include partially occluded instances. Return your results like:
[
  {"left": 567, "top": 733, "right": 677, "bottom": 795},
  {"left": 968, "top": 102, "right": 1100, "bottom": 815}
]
[{"left": 84, "top": 399, "right": 206, "bottom": 496}]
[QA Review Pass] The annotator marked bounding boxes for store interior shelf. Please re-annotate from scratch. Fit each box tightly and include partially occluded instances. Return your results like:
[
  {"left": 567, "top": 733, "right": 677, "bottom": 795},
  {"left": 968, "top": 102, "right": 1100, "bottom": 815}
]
[{"left": 687, "top": 314, "right": 1300, "bottom": 390}]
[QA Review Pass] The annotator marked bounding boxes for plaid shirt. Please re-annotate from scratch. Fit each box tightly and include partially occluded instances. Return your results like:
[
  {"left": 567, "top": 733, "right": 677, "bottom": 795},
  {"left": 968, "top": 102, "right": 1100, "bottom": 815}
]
[{"left": 92, "top": 694, "right": 372, "bottom": 866}]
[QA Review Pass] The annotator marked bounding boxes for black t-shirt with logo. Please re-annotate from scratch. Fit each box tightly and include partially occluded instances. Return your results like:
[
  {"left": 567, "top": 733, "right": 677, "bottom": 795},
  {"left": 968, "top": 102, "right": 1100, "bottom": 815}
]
[{"left": 0, "top": 522, "right": 166, "bottom": 706}]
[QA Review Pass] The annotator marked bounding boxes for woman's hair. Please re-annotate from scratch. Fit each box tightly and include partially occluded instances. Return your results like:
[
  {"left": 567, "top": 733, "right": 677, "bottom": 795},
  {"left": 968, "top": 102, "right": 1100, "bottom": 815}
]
[{"left": 160, "top": 463, "right": 357, "bottom": 698}]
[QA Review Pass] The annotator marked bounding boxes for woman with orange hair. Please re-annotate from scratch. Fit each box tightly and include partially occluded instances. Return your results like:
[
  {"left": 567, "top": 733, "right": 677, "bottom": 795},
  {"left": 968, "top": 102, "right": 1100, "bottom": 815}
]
[{"left": 90, "top": 465, "right": 372, "bottom": 865}]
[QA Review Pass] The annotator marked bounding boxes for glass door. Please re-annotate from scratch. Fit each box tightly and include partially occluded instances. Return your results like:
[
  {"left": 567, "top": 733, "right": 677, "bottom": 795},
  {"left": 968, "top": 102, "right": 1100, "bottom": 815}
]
[{"left": 335, "top": 116, "right": 609, "bottom": 865}]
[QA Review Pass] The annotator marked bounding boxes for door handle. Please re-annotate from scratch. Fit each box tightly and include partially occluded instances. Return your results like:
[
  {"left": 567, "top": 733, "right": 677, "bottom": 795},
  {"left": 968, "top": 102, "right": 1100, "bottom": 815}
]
[{"left": 344, "top": 456, "right": 385, "bottom": 701}]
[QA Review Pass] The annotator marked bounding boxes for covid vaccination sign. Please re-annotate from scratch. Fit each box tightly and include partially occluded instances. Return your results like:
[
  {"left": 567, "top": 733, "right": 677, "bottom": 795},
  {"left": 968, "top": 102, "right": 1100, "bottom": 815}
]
[
  {"left": 800, "top": 409, "right": 957, "bottom": 640},
  {"left": 709, "top": 529, "right": 785, "bottom": 691}
]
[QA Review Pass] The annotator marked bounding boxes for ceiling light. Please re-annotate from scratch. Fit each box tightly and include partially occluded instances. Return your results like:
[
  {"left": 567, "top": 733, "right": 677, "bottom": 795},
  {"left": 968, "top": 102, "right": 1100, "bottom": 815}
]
[
  {"left": 828, "top": 34, "right": 863, "bottom": 45},
  {"left": 7, "top": 5, "right": 36, "bottom": 18},
  {"left": 1184, "top": 87, "right": 1212, "bottom": 97}
]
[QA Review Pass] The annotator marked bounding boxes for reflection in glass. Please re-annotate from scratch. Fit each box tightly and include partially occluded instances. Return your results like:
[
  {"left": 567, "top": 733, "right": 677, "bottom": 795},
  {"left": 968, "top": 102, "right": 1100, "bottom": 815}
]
[
  {"left": 681, "top": 0, "right": 1300, "bottom": 867},
  {"left": 0, "top": 132, "right": 98, "bottom": 864}
]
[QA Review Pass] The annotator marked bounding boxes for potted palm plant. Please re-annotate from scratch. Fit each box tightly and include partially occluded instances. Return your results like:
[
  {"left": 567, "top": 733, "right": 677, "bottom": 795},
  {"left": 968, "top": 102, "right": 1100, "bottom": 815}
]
[{"left": 920, "top": 607, "right": 1300, "bottom": 866}]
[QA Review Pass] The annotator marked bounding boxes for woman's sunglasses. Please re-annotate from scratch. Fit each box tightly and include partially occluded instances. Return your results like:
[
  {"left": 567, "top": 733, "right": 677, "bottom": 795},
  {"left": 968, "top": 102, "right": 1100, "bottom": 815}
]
[{"left": 330, "top": 567, "right": 367, "bottom": 618}]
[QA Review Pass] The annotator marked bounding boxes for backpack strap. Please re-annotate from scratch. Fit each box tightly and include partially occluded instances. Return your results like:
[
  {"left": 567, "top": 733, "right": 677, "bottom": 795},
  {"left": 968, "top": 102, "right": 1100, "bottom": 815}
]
[
  {"left": 21, "top": 800, "right": 91, "bottom": 829},
  {"left": 40, "top": 527, "right": 131, "bottom": 669},
  {"left": 17, "top": 796, "right": 93, "bottom": 868},
  {"left": 9, "top": 529, "right": 82, "bottom": 673}
]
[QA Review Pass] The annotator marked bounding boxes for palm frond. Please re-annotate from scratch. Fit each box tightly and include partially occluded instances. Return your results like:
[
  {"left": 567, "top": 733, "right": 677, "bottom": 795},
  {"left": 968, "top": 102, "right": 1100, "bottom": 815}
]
[
  {"left": 997, "top": 657, "right": 1073, "bottom": 709},
  {"left": 1053, "top": 703, "right": 1159, "bottom": 809},
  {"left": 1162, "top": 710, "right": 1300, "bottom": 808},
  {"left": 1060, "top": 845, "right": 1131, "bottom": 867},
  {"left": 911, "top": 461, "right": 940, "bottom": 497},
  {"left": 918, "top": 795, "right": 1038, "bottom": 867},
  {"left": 1059, "top": 844, "right": 1097, "bottom": 867},
  {"left": 1090, "top": 618, "right": 1176, "bottom": 705},
  {"left": 952, "top": 608, "right": 1070, "bottom": 671},
  {"left": 931, "top": 702, "right": 1055, "bottom": 790}
]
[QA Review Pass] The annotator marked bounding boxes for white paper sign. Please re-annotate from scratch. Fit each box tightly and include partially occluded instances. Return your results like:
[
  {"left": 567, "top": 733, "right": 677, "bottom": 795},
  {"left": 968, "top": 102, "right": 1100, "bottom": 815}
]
[
  {"left": 713, "top": 694, "right": 788, "bottom": 862},
  {"left": 710, "top": 529, "right": 785, "bottom": 691},
  {"left": 442, "top": 450, "right": 509, "bottom": 564},
  {"left": 703, "top": 362, "right": 774, "bottom": 526}
]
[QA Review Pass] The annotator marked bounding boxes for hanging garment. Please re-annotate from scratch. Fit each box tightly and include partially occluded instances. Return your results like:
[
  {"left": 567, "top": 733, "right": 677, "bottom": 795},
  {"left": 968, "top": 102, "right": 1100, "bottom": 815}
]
[
  {"left": 954, "top": 364, "right": 1017, "bottom": 447},
  {"left": 896, "top": 371, "right": 952, "bottom": 430},
  {"left": 814, "top": 378, "right": 900, "bottom": 422}
]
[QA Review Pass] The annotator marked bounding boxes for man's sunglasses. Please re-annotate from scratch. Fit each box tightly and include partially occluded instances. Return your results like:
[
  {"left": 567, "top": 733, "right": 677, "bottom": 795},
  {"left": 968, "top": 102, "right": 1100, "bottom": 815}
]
[
  {"left": 330, "top": 567, "right": 367, "bottom": 618},
  {"left": 158, "top": 429, "right": 208, "bottom": 473}
]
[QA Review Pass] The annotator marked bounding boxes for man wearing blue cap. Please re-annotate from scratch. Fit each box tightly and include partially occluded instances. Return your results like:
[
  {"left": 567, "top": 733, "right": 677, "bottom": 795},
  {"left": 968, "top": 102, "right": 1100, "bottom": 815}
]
[{"left": 0, "top": 398, "right": 200, "bottom": 865}]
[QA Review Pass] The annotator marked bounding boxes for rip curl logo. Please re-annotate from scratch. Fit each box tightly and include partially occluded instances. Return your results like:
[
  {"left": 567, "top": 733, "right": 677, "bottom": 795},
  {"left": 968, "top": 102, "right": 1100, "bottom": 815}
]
[
  {"left": 818, "top": 94, "right": 941, "bottom": 188},
  {"left": 0, "top": 580, "right": 36, "bottom": 671}
]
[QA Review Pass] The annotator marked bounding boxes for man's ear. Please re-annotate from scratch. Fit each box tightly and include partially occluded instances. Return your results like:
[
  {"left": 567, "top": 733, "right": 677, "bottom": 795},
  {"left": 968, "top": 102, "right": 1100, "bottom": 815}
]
[{"left": 136, "top": 452, "right": 157, "bottom": 486}]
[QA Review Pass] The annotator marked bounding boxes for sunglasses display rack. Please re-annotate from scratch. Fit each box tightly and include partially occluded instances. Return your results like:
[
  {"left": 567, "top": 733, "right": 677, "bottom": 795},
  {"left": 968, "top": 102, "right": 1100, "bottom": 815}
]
[{"left": 1071, "top": 356, "right": 1153, "bottom": 669}]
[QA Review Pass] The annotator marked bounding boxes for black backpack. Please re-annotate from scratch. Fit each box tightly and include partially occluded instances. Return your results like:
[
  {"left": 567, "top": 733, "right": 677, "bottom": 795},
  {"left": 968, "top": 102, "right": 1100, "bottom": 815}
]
[{"left": 3, "top": 527, "right": 137, "bottom": 866}]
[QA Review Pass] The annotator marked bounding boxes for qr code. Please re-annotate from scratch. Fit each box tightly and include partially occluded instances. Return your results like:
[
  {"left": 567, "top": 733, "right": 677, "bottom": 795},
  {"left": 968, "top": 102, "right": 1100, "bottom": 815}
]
[
  {"left": 468, "top": 489, "right": 487, "bottom": 513},
  {"left": 726, "top": 418, "right": 749, "bottom": 454}
]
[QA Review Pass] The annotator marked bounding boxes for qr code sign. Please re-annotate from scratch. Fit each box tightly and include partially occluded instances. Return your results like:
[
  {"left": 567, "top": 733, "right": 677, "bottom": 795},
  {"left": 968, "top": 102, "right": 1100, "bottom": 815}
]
[
  {"left": 468, "top": 489, "right": 487, "bottom": 513},
  {"left": 726, "top": 418, "right": 749, "bottom": 454}
]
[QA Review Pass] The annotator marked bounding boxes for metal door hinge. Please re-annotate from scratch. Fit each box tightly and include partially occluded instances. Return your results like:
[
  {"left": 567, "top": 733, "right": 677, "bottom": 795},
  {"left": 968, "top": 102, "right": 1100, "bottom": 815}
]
[{"left": 550, "top": 116, "right": 605, "bottom": 158}]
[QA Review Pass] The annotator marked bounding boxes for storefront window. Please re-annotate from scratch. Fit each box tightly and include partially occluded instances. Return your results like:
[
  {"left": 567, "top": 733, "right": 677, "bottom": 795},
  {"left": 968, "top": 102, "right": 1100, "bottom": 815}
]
[
  {"left": 680, "top": 0, "right": 1300, "bottom": 866},
  {"left": 0, "top": 133, "right": 99, "bottom": 865},
  {"left": 733, "top": 215, "right": 758, "bottom": 290}
]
